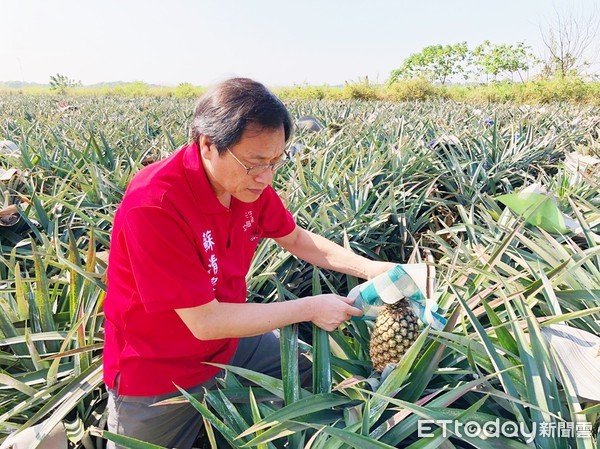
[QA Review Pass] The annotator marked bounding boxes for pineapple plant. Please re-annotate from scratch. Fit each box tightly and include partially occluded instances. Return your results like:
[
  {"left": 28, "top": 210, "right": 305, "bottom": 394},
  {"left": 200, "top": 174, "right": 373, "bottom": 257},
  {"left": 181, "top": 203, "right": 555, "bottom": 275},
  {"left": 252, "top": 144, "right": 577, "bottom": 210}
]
[{"left": 369, "top": 300, "right": 420, "bottom": 372}]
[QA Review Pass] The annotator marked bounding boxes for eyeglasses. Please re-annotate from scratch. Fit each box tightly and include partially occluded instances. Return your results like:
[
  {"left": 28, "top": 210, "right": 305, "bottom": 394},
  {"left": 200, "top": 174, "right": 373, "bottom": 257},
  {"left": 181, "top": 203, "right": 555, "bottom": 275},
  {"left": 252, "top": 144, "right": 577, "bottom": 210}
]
[{"left": 226, "top": 148, "right": 288, "bottom": 176}]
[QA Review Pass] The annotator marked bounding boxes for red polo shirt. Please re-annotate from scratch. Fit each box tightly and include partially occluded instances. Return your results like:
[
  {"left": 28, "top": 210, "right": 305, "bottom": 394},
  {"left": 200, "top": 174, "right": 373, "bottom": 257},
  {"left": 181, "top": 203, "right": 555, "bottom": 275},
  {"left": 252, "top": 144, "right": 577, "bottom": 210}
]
[{"left": 103, "top": 142, "right": 296, "bottom": 396}]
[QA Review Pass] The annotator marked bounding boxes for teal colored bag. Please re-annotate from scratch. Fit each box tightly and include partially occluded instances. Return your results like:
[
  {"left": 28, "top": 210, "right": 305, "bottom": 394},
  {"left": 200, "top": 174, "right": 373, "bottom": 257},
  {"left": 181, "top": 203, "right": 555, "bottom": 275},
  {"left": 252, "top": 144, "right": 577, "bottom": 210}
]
[{"left": 349, "top": 264, "right": 446, "bottom": 330}]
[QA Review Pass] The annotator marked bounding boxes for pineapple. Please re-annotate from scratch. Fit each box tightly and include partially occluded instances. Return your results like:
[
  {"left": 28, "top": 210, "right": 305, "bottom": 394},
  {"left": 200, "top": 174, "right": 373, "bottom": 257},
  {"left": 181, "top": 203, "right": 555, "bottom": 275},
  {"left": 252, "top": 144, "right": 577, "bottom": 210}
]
[{"left": 369, "top": 300, "right": 420, "bottom": 372}]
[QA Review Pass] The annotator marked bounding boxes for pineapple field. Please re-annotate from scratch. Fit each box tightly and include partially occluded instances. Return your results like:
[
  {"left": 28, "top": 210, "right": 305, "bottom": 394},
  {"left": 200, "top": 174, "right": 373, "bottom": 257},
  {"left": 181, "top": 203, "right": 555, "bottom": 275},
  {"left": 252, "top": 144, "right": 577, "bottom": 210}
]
[{"left": 0, "top": 95, "right": 599, "bottom": 448}]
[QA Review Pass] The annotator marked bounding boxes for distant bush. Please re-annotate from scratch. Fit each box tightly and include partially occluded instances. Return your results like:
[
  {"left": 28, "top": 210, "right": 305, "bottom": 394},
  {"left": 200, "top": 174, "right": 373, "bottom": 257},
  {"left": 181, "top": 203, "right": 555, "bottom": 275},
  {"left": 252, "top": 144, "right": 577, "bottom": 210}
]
[
  {"left": 588, "top": 82, "right": 600, "bottom": 106},
  {"left": 342, "top": 77, "right": 380, "bottom": 100},
  {"left": 449, "top": 81, "right": 522, "bottom": 103},
  {"left": 174, "top": 83, "right": 205, "bottom": 99},
  {"left": 384, "top": 78, "right": 443, "bottom": 101},
  {"left": 275, "top": 85, "right": 329, "bottom": 101},
  {"left": 521, "top": 78, "right": 592, "bottom": 104},
  {"left": 112, "top": 81, "right": 150, "bottom": 97},
  {"left": 2, "top": 77, "right": 599, "bottom": 105}
]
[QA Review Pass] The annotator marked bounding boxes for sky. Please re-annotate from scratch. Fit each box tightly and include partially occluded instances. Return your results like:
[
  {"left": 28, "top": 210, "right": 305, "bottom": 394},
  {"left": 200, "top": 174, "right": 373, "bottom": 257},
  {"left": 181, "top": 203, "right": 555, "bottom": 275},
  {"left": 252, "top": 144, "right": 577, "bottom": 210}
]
[{"left": 1, "top": 0, "right": 598, "bottom": 87}]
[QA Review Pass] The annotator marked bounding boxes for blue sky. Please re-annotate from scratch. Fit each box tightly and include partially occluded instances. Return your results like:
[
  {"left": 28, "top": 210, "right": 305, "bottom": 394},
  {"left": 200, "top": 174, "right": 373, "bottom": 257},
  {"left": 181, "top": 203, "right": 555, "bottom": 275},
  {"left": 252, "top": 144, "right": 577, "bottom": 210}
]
[{"left": 1, "top": 0, "right": 598, "bottom": 86}]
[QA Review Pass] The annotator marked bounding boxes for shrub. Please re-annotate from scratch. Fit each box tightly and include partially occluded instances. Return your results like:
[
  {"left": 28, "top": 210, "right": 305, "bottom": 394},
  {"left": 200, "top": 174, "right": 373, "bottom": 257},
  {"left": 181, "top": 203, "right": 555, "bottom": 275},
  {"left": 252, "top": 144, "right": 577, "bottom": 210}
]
[
  {"left": 275, "top": 85, "right": 331, "bottom": 101},
  {"left": 384, "top": 78, "right": 441, "bottom": 101},
  {"left": 173, "top": 82, "right": 204, "bottom": 99},
  {"left": 343, "top": 77, "right": 381, "bottom": 100}
]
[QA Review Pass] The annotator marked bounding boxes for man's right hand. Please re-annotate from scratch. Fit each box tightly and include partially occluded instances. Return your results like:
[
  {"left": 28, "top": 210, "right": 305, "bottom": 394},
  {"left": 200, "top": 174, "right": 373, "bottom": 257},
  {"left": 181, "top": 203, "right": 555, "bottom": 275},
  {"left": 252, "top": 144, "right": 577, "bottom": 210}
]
[
  {"left": 304, "top": 294, "right": 363, "bottom": 331},
  {"left": 177, "top": 294, "right": 363, "bottom": 341}
]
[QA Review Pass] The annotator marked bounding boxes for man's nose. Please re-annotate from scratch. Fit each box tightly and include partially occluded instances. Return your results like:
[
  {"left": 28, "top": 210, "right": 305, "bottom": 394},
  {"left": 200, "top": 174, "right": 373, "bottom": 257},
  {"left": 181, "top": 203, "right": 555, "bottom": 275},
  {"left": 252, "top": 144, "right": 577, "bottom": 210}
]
[{"left": 253, "top": 168, "right": 274, "bottom": 184}]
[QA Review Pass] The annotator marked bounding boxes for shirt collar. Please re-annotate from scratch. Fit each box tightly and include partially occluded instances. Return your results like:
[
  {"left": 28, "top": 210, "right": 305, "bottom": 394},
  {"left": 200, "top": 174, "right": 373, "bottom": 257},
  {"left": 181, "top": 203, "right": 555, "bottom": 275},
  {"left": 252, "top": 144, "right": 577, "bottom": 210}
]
[{"left": 182, "top": 141, "right": 230, "bottom": 214}]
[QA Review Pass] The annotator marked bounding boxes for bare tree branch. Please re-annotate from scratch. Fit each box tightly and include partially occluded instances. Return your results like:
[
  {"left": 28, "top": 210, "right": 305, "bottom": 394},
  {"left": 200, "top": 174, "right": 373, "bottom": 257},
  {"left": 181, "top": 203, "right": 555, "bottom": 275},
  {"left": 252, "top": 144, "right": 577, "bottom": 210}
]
[{"left": 539, "top": 4, "right": 599, "bottom": 78}]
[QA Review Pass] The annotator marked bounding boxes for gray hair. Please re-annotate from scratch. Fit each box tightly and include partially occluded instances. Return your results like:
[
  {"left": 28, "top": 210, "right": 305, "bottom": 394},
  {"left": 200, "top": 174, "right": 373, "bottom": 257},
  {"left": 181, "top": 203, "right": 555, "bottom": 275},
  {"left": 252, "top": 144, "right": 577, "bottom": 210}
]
[{"left": 190, "top": 78, "right": 293, "bottom": 154}]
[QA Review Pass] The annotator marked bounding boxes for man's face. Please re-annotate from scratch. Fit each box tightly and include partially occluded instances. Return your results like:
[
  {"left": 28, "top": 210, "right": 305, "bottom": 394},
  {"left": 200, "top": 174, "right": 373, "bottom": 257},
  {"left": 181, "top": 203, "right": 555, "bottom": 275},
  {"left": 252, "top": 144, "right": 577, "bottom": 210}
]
[{"left": 201, "top": 125, "right": 286, "bottom": 206}]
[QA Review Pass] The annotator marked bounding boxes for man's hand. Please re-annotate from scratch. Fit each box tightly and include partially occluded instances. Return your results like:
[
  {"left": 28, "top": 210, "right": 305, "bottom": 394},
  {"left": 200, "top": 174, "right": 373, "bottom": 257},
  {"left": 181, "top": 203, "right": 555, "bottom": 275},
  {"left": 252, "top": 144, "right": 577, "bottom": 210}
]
[
  {"left": 304, "top": 294, "right": 363, "bottom": 331},
  {"left": 176, "top": 293, "right": 363, "bottom": 340}
]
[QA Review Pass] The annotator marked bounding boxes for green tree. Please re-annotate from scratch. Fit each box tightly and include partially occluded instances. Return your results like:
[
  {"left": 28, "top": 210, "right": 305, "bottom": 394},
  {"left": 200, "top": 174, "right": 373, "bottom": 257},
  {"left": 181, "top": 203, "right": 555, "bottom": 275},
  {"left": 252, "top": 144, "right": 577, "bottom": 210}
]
[
  {"left": 473, "top": 41, "right": 536, "bottom": 82},
  {"left": 388, "top": 42, "right": 470, "bottom": 85},
  {"left": 49, "top": 73, "right": 82, "bottom": 94}
]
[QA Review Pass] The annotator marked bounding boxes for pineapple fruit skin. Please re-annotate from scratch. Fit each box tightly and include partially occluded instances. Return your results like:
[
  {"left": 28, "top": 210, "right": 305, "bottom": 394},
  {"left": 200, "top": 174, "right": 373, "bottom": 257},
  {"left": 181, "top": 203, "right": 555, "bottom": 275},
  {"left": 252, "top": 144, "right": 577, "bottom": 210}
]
[{"left": 369, "top": 300, "right": 420, "bottom": 372}]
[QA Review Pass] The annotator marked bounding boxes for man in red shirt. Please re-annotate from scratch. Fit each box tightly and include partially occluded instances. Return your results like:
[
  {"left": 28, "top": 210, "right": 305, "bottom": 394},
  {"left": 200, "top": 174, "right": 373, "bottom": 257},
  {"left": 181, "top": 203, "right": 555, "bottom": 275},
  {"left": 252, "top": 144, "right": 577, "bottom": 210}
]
[{"left": 103, "top": 78, "right": 396, "bottom": 448}]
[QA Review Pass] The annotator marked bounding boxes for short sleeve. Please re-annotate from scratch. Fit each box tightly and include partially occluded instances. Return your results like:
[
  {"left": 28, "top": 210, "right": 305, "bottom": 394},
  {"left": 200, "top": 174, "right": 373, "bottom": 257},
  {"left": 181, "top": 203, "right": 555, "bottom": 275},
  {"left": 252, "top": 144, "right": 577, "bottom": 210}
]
[
  {"left": 257, "top": 186, "right": 296, "bottom": 239},
  {"left": 122, "top": 205, "right": 215, "bottom": 313}
]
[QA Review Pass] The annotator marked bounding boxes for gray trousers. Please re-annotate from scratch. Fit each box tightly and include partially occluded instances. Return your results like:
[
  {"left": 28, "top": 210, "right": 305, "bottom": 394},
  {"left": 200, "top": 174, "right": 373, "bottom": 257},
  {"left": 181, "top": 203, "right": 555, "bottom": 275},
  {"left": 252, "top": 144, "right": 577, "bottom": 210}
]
[{"left": 106, "top": 331, "right": 312, "bottom": 449}]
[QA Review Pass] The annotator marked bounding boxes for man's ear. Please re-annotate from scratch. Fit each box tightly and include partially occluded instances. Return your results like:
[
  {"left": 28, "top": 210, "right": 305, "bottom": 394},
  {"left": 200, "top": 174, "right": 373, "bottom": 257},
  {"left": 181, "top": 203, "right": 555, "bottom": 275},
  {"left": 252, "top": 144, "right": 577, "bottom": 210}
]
[{"left": 198, "top": 135, "right": 213, "bottom": 158}]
